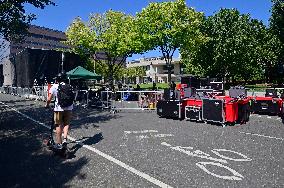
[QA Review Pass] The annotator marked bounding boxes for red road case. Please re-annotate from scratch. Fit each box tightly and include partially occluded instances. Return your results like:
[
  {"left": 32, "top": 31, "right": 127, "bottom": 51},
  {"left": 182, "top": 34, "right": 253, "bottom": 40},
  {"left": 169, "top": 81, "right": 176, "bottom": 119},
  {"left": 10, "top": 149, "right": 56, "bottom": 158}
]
[{"left": 251, "top": 97, "right": 282, "bottom": 115}]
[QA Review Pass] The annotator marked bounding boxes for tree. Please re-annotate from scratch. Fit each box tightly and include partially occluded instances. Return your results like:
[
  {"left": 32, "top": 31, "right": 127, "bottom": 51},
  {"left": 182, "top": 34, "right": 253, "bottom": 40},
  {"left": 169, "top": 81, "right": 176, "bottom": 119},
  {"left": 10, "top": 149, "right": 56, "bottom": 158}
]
[
  {"left": 256, "top": 24, "right": 281, "bottom": 83},
  {"left": 0, "top": 0, "right": 55, "bottom": 41},
  {"left": 181, "top": 8, "right": 281, "bottom": 84},
  {"left": 123, "top": 66, "right": 145, "bottom": 84},
  {"left": 65, "top": 11, "right": 144, "bottom": 87},
  {"left": 135, "top": 0, "right": 205, "bottom": 83},
  {"left": 270, "top": 0, "right": 284, "bottom": 58},
  {"left": 270, "top": 0, "right": 284, "bottom": 84}
]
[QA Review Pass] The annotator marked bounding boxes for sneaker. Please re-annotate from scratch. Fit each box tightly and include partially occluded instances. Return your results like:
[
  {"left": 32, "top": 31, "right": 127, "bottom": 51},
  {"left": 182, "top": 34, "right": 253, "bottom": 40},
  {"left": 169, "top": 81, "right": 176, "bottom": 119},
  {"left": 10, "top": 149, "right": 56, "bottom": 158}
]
[
  {"left": 62, "top": 138, "right": 67, "bottom": 148},
  {"left": 54, "top": 143, "right": 63, "bottom": 150}
]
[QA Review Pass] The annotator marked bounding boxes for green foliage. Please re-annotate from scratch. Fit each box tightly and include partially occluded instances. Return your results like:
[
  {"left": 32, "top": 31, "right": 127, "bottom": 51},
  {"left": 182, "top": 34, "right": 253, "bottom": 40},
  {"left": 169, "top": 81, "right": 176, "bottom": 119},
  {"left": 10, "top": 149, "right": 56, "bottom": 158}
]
[
  {"left": 245, "top": 84, "right": 269, "bottom": 92},
  {"left": 270, "top": 0, "right": 284, "bottom": 44},
  {"left": 0, "top": 0, "right": 55, "bottom": 41},
  {"left": 133, "top": 83, "right": 169, "bottom": 90},
  {"left": 136, "top": 0, "right": 205, "bottom": 83},
  {"left": 124, "top": 67, "right": 145, "bottom": 78},
  {"left": 182, "top": 8, "right": 281, "bottom": 83},
  {"left": 270, "top": 0, "right": 284, "bottom": 62},
  {"left": 66, "top": 10, "right": 144, "bottom": 85},
  {"left": 92, "top": 60, "right": 121, "bottom": 80},
  {"left": 65, "top": 18, "right": 95, "bottom": 56}
]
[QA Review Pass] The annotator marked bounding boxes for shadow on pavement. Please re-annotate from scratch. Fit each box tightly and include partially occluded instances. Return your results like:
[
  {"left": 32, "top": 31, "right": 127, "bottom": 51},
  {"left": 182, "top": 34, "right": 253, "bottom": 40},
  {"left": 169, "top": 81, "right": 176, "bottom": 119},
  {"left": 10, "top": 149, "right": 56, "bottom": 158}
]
[
  {"left": 70, "top": 132, "right": 104, "bottom": 154},
  {"left": 1, "top": 97, "right": 119, "bottom": 131},
  {"left": 0, "top": 106, "right": 88, "bottom": 188}
]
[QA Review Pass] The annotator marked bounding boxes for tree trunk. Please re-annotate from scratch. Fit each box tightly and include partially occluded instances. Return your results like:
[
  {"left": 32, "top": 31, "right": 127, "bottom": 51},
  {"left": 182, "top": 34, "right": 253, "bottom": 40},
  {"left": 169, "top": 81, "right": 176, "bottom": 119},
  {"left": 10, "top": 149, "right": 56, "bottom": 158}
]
[
  {"left": 167, "top": 63, "right": 171, "bottom": 84},
  {"left": 12, "top": 56, "right": 17, "bottom": 87},
  {"left": 232, "top": 76, "right": 236, "bottom": 85}
]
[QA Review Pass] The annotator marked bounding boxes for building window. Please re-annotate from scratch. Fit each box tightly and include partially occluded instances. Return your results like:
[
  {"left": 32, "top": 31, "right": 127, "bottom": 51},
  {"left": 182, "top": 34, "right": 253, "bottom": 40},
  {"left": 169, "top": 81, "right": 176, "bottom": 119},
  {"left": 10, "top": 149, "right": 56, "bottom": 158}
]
[
  {"left": 163, "top": 64, "right": 174, "bottom": 70},
  {"left": 146, "top": 65, "right": 150, "bottom": 71}
]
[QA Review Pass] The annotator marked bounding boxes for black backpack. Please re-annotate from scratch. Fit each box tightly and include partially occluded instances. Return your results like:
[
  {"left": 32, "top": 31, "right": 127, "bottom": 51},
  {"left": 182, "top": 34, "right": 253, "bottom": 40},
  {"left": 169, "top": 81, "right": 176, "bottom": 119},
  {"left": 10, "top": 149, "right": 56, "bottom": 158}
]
[{"left": 57, "top": 83, "right": 75, "bottom": 108}]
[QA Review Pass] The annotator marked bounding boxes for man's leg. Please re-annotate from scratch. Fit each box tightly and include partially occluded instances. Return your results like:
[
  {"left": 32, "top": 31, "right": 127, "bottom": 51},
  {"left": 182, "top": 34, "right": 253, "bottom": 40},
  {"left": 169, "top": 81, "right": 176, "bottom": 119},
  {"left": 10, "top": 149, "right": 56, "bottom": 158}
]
[
  {"left": 54, "top": 111, "right": 63, "bottom": 145},
  {"left": 62, "top": 110, "right": 72, "bottom": 143},
  {"left": 63, "top": 125, "right": 69, "bottom": 141},
  {"left": 56, "top": 125, "right": 63, "bottom": 144}
]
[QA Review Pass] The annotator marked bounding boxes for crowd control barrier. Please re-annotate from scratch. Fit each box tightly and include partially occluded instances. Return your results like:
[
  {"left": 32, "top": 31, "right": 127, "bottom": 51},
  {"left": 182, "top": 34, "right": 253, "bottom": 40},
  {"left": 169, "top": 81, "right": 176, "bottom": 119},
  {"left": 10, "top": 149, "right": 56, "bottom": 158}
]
[
  {"left": 100, "top": 90, "right": 163, "bottom": 112},
  {"left": 0, "top": 86, "right": 48, "bottom": 101}
]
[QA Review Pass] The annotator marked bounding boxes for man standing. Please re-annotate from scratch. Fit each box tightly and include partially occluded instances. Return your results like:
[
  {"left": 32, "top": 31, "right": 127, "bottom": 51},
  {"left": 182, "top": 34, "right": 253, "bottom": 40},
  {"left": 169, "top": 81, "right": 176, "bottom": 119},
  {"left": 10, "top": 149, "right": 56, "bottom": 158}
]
[{"left": 45, "top": 72, "right": 74, "bottom": 149}]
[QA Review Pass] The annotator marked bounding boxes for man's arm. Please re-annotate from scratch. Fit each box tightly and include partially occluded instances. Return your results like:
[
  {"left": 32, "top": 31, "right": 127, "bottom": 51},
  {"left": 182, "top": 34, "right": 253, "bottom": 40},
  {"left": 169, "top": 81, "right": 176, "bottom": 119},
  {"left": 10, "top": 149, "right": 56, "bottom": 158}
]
[{"left": 45, "top": 93, "right": 53, "bottom": 108}]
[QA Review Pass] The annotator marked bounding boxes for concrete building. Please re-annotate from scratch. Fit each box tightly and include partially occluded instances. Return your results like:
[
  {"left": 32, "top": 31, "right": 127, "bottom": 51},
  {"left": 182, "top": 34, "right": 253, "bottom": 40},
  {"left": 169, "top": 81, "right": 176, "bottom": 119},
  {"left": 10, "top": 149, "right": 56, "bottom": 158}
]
[
  {"left": 0, "top": 25, "right": 83, "bottom": 87},
  {"left": 126, "top": 56, "right": 182, "bottom": 83}
]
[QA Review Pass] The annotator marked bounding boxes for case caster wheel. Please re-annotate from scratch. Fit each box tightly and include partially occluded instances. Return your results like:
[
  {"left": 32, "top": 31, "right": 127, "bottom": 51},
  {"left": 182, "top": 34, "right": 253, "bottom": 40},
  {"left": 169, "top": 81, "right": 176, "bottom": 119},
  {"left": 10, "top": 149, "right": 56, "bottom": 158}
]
[{"left": 110, "top": 108, "right": 117, "bottom": 114}]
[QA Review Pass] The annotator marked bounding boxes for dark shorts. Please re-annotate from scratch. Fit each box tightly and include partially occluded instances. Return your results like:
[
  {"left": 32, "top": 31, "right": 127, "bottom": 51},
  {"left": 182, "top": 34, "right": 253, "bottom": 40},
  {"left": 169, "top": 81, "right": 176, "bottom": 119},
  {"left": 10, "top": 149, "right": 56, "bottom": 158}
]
[{"left": 54, "top": 111, "right": 72, "bottom": 125}]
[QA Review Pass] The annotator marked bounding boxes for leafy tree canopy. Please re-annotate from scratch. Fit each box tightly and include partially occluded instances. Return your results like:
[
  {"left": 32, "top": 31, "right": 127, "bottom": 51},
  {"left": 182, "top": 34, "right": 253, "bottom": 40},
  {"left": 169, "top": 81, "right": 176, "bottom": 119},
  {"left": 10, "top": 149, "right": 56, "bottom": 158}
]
[
  {"left": 182, "top": 8, "right": 281, "bottom": 83},
  {"left": 136, "top": 0, "right": 205, "bottom": 83},
  {"left": 66, "top": 10, "right": 144, "bottom": 85},
  {"left": 270, "top": 0, "right": 284, "bottom": 61},
  {"left": 270, "top": 0, "right": 284, "bottom": 41},
  {"left": 124, "top": 66, "right": 145, "bottom": 79}
]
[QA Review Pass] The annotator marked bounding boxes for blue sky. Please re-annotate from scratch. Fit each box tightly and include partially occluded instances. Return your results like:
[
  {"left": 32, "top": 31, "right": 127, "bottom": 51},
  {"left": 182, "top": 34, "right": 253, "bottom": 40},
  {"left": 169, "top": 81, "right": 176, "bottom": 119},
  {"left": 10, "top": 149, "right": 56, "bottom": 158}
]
[{"left": 25, "top": 0, "right": 273, "bottom": 61}]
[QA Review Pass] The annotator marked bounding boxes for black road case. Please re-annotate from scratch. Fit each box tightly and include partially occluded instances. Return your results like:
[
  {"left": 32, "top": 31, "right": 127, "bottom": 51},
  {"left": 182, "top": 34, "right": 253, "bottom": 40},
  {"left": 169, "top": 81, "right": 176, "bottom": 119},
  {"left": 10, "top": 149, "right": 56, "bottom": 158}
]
[
  {"left": 251, "top": 99, "right": 280, "bottom": 114},
  {"left": 202, "top": 98, "right": 224, "bottom": 123},
  {"left": 157, "top": 100, "right": 183, "bottom": 119},
  {"left": 185, "top": 106, "right": 202, "bottom": 121}
]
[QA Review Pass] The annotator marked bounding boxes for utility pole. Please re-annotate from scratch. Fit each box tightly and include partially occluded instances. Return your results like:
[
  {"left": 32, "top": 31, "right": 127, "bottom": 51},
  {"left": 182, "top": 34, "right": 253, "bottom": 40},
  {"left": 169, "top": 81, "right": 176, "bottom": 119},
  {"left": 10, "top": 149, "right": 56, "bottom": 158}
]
[{"left": 61, "top": 52, "right": 64, "bottom": 73}]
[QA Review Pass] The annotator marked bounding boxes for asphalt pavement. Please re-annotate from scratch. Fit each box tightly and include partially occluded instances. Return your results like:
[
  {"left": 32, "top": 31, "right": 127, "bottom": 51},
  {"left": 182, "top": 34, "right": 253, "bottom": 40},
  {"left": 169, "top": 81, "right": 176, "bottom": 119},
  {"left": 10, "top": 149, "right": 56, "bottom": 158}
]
[{"left": 0, "top": 93, "right": 283, "bottom": 188}]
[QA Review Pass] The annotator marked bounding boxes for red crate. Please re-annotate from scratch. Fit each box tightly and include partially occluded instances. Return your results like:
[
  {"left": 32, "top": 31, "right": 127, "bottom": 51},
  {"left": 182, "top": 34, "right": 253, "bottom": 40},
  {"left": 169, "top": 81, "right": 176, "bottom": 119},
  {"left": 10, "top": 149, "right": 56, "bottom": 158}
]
[
  {"left": 183, "top": 98, "right": 202, "bottom": 108},
  {"left": 224, "top": 100, "right": 238, "bottom": 123}
]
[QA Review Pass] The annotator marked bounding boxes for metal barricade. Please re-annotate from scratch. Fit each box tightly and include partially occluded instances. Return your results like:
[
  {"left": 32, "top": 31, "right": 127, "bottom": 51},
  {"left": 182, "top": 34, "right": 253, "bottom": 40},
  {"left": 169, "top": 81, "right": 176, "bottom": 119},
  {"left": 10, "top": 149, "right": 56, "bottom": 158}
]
[
  {"left": 100, "top": 90, "right": 112, "bottom": 109},
  {"left": 32, "top": 86, "right": 47, "bottom": 101},
  {"left": 0, "top": 86, "right": 47, "bottom": 101},
  {"left": 0, "top": 87, "right": 4, "bottom": 93},
  {"left": 108, "top": 90, "right": 163, "bottom": 112},
  {"left": 74, "top": 90, "right": 89, "bottom": 107}
]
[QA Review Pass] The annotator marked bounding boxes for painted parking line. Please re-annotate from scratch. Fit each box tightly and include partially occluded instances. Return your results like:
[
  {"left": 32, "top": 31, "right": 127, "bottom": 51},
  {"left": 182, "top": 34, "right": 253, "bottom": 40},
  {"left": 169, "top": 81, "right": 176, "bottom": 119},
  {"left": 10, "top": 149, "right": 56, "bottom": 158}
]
[
  {"left": 239, "top": 131, "right": 284, "bottom": 141},
  {"left": 0, "top": 101, "right": 172, "bottom": 188},
  {"left": 251, "top": 114, "right": 282, "bottom": 121},
  {"left": 124, "top": 130, "right": 159, "bottom": 134}
]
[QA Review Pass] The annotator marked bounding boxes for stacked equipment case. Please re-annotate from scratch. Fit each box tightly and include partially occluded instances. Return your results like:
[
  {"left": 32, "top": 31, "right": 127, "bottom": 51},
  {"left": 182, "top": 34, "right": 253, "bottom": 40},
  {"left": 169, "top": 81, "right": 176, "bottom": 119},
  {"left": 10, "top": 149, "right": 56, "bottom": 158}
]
[
  {"left": 157, "top": 76, "right": 284, "bottom": 127},
  {"left": 184, "top": 98, "right": 202, "bottom": 121},
  {"left": 251, "top": 89, "right": 283, "bottom": 115},
  {"left": 251, "top": 97, "right": 282, "bottom": 114},
  {"left": 157, "top": 100, "right": 183, "bottom": 119}
]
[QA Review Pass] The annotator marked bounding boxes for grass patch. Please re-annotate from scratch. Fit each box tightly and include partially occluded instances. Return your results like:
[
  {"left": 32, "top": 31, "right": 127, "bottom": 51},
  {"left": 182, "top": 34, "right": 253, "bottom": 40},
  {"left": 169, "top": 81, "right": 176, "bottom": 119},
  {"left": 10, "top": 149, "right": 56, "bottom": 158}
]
[
  {"left": 133, "top": 83, "right": 272, "bottom": 92},
  {"left": 245, "top": 84, "right": 268, "bottom": 92},
  {"left": 133, "top": 83, "right": 170, "bottom": 90}
]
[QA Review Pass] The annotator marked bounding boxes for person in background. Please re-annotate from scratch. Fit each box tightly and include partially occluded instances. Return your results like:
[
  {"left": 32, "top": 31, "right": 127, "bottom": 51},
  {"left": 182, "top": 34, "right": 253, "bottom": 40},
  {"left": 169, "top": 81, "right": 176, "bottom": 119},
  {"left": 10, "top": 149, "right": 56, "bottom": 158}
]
[
  {"left": 136, "top": 84, "right": 141, "bottom": 91},
  {"left": 170, "top": 81, "right": 176, "bottom": 99},
  {"left": 118, "top": 81, "right": 123, "bottom": 91},
  {"left": 170, "top": 81, "right": 176, "bottom": 91},
  {"left": 152, "top": 82, "right": 157, "bottom": 91}
]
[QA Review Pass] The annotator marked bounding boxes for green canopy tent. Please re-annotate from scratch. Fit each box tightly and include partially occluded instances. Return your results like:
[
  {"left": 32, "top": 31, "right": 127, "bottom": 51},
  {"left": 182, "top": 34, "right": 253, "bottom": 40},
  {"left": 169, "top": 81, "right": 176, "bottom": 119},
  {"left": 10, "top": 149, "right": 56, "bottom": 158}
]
[{"left": 66, "top": 66, "right": 101, "bottom": 80}]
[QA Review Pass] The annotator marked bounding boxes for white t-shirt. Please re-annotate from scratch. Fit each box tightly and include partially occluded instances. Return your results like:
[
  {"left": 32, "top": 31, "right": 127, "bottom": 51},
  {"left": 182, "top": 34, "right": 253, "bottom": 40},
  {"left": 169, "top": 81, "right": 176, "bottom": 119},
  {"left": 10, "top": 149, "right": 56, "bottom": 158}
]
[{"left": 49, "top": 83, "right": 73, "bottom": 111}]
